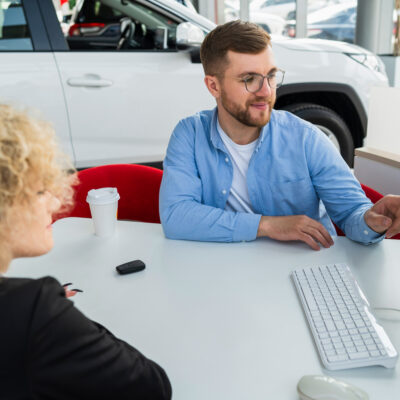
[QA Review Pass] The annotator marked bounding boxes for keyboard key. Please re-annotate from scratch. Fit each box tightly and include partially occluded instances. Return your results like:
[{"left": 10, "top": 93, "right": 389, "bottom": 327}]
[
  {"left": 334, "top": 343, "right": 345, "bottom": 350},
  {"left": 335, "top": 321, "right": 346, "bottom": 330},
  {"left": 328, "top": 354, "right": 349, "bottom": 362},
  {"left": 325, "top": 320, "right": 336, "bottom": 332},
  {"left": 317, "top": 326, "right": 327, "bottom": 334},
  {"left": 355, "top": 320, "right": 365, "bottom": 328},
  {"left": 302, "top": 286, "right": 318, "bottom": 311},
  {"left": 349, "top": 351, "right": 370, "bottom": 360},
  {"left": 342, "top": 335, "right": 352, "bottom": 343},
  {"left": 347, "top": 347, "right": 357, "bottom": 354}
]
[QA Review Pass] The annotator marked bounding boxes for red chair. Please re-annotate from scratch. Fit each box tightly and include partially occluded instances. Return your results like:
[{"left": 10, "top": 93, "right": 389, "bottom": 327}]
[
  {"left": 58, "top": 164, "right": 163, "bottom": 223},
  {"left": 335, "top": 184, "right": 400, "bottom": 239}
]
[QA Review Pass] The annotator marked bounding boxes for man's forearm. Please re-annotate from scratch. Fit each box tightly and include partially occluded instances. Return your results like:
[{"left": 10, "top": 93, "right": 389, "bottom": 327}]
[{"left": 161, "top": 200, "right": 261, "bottom": 242}]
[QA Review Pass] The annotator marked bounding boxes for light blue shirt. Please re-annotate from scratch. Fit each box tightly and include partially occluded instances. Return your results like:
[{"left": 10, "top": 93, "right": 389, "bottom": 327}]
[{"left": 159, "top": 108, "right": 382, "bottom": 244}]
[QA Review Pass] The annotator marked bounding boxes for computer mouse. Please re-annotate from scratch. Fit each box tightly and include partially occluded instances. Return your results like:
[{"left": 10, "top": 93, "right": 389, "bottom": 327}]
[{"left": 297, "top": 375, "right": 369, "bottom": 400}]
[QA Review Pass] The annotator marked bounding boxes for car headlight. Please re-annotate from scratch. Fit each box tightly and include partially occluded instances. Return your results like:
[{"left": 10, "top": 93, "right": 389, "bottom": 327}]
[{"left": 345, "top": 53, "right": 386, "bottom": 75}]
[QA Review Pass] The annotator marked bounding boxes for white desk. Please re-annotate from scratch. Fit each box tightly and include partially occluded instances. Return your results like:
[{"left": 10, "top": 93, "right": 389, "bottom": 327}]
[{"left": 11, "top": 218, "right": 400, "bottom": 399}]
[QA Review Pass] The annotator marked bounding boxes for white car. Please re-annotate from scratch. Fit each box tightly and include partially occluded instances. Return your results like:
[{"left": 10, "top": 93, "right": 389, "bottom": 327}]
[{"left": 0, "top": 0, "right": 389, "bottom": 167}]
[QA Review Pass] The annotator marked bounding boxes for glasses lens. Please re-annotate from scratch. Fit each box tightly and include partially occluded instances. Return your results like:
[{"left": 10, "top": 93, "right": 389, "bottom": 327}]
[
  {"left": 269, "top": 70, "right": 284, "bottom": 88},
  {"left": 245, "top": 75, "right": 264, "bottom": 93},
  {"left": 245, "top": 70, "right": 284, "bottom": 92}
]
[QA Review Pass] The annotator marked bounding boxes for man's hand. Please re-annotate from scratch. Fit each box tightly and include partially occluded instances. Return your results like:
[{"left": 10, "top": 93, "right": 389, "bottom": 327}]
[
  {"left": 257, "top": 215, "right": 334, "bottom": 251},
  {"left": 364, "top": 195, "right": 400, "bottom": 238}
]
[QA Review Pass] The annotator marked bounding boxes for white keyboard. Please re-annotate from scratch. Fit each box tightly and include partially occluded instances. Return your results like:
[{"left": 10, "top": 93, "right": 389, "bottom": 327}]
[{"left": 291, "top": 263, "right": 398, "bottom": 370}]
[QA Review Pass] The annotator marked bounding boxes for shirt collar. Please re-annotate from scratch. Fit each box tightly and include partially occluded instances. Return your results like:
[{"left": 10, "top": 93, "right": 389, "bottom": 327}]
[{"left": 210, "top": 107, "right": 271, "bottom": 152}]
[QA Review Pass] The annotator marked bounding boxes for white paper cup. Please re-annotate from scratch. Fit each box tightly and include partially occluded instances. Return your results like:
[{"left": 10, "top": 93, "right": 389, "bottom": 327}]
[{"left": 86, "top": 187, "right": 120, "bottom": 237}]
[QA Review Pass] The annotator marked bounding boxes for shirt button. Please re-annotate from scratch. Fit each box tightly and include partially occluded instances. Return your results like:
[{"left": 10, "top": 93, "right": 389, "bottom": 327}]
[
  {"left": 363, "top": 230, "right": 369, "bottom": 235},
  {"left": 222, "top": 189, "right": 227, "bottom": 195},
  {"left": 225, "top": 157, "right": 229, "bottom": 162}
]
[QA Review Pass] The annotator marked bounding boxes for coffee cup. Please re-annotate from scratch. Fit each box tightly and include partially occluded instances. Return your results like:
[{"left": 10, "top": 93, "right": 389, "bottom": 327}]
[{"left": 86, "top": 187, "right": 120, "bottom": 237}]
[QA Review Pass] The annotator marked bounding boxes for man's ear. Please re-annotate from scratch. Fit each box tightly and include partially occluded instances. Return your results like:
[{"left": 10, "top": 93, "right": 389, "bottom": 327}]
[{"left": 204, "top": 75, "right": 221, "bottom": 99}]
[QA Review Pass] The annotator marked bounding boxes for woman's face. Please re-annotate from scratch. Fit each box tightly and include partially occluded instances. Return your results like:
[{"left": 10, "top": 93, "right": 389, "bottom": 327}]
[{"left": 8, "top": 188, "right": 61, "bottom": 259}]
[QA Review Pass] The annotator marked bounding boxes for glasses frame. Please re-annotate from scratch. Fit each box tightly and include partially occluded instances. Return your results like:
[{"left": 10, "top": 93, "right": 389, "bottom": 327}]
[{"left": 242, "top": 69, "right": 285, "bottom": 93}]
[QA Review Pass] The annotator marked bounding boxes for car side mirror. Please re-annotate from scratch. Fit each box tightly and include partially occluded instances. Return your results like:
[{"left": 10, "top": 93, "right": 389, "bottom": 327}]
[{"left": 176, "top": 22, "right": 205, "bottom": 50}]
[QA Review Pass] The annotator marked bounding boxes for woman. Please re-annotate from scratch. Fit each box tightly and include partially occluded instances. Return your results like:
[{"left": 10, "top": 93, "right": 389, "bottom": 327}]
[{"left": 0, "top": 105, "right": 172, "bottom": 399}]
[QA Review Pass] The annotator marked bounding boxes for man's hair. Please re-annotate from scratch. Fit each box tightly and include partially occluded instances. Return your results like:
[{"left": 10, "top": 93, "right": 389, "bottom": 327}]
[{"left": 200, "top": 20, "right": 271, "bottom": 76}]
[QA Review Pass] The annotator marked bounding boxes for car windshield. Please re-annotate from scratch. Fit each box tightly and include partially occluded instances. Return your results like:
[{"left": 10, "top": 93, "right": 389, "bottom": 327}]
[{"left": 76, "top": 0, "right": 123, "bottom": 23}]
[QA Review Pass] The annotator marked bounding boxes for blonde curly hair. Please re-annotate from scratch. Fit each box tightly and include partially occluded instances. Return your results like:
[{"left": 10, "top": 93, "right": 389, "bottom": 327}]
[{"left": 0, "top": 104, "right": 76, "bottom": 233}]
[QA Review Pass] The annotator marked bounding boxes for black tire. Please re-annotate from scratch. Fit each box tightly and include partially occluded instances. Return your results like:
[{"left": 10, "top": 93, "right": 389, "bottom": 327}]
[{"left": 281, "top": 103, "right": 354, "bottom": 166}]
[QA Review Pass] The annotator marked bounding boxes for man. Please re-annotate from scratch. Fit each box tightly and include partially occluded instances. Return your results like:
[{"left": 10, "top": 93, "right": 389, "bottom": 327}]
[{"left": 159, "top": 20, "right": 400, "bottom": 250}]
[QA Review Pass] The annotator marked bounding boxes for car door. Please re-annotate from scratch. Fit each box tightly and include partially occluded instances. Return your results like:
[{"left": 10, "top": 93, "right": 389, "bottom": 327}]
[
  {"left": 52, "top": 0, "right": 214, "bottom": 168},
  {"left": 0, "top": 0, "right": 74, "bottom": 161}
]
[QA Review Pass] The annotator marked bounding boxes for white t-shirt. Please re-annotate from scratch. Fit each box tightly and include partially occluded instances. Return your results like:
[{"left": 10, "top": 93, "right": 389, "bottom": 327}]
[{"left": 217, "top": 119, "right": 258, "bottom": 213}]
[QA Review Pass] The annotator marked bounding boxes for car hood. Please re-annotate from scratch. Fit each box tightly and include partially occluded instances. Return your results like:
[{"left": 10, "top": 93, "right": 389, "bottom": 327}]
[{"left": 272, "top": 37, "right": 369, "bottom": 54}]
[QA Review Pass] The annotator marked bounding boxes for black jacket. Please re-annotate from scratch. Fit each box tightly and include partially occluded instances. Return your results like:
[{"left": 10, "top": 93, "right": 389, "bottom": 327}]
[{"left": 0, "top": 276, "right": 172, "bottom": 399}]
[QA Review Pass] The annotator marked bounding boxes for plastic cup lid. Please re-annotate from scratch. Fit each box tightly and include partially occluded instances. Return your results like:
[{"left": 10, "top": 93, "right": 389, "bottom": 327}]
[{"left": 86, "top": 187, "right": 120, "bottom": 205}]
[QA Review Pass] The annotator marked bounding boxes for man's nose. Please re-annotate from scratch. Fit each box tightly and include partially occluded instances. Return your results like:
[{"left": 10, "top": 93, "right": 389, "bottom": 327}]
[{"left": 256, "top": 77, "right": 273, "bottom": 97}]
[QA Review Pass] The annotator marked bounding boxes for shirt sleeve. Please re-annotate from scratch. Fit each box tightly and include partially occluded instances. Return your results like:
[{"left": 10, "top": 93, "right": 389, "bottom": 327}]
[
  {"left": 28, "top": 277, "right": 172, "bottom": 400},
  {"left": 304, "top": 127, "right": 383, "bottom": 245},
  {"left": 159, "top": 119, "right": 261, "bottom": 242}
]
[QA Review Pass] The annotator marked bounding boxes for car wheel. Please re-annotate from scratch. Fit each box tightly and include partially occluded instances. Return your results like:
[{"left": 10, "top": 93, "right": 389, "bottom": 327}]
[{"left": 281, "top": 103, "right": 354, "bottom": 166}]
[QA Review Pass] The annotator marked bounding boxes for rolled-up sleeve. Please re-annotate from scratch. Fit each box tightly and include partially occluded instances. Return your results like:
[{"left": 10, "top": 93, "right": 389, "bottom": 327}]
[{"left": 305, "top": 127, "right": 384, "bottom": 245}]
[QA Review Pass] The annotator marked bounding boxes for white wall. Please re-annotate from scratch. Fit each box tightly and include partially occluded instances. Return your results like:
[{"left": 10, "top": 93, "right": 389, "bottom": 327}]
[
  {"left": 364, "top": 87, "right": 400, "bottom": 154},
  {"left": 354, "top": 87, "right": 400, "bottom": 195}
]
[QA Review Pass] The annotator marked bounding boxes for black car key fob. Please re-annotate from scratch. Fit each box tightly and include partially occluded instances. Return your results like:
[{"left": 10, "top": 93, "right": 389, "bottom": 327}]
[{"left": 116, "top": 260, "right": 146, "bottom": 275}]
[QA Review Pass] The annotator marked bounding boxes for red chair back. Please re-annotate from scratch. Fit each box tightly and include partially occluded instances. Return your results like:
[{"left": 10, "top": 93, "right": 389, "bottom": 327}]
[
  {"left": 59, "top": 164, "right": 163, "bottom": 223},
  {"left": 335, "top": 184, "right": 399, "bottom": 239}
]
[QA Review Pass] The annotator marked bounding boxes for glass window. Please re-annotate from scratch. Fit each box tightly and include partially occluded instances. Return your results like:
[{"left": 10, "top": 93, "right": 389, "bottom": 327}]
[
  {"left": 0, "top": 0, "right": 33, "bottom": 51},
  {"left": 65, "top": 0, "right": 179, "bottom": 51},
  {"left": 280, "top": 0, "right": 357, "bottom": 44},
  {"left": 224, "top": 0, "right": 295, "bottom": 36},
  {"left": 306, "top": 1, "right": 357, "bottom": 44}
]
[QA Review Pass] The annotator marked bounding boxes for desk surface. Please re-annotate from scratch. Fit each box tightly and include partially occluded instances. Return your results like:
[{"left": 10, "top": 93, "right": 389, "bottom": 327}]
[{"left": 11, "top": 218, "right": 400, "bottom": 399}]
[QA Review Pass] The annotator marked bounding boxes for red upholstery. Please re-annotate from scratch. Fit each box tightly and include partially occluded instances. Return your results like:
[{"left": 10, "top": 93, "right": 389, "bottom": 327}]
[
  {"left": 334, "top": 184, "right": 400, "bottom": 239},
  {"left": 58, "top": 164, "right": 163, "bottom": 223}
]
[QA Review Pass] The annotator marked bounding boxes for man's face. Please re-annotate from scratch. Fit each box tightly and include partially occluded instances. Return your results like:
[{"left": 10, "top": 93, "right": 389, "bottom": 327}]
[{"left": 218, "top": 47, "right": 277, "bottom": 128}]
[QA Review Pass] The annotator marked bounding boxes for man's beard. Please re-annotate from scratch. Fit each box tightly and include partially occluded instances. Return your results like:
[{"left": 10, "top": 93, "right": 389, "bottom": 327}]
[{"left": 220, "top": 89, "right": 274, "bottom": 128}]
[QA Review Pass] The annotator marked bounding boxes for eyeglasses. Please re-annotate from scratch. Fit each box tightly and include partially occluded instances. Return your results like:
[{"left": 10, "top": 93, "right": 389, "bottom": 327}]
[{"left": 241, "top": 69, "right": 285, "bottom": 93}]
